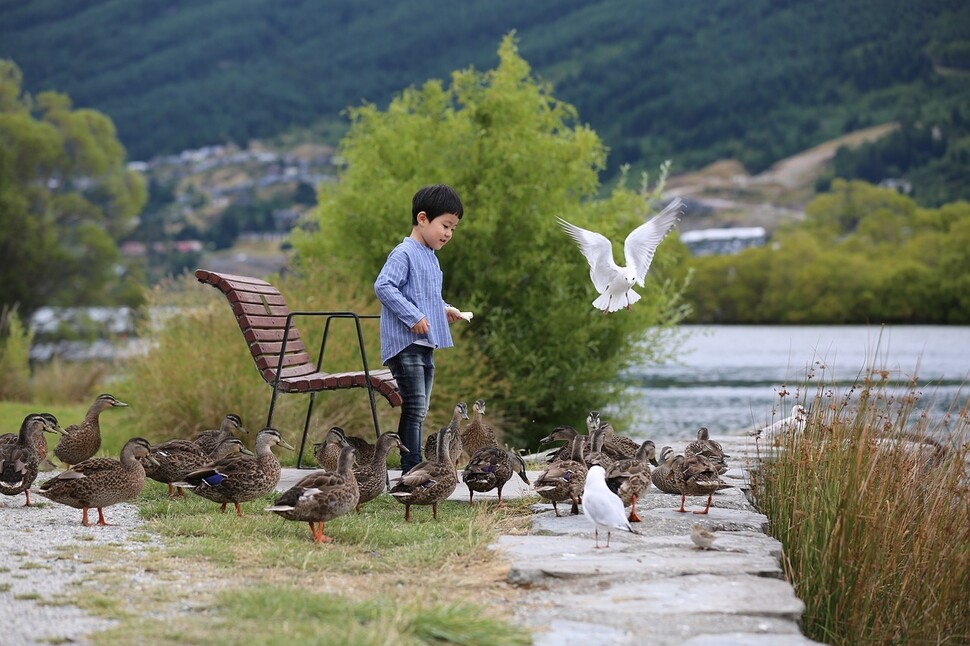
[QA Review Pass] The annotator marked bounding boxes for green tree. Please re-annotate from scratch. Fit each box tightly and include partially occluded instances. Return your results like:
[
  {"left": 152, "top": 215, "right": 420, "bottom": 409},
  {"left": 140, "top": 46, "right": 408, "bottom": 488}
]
[
  {"left": 293, "top": 35, "right": 690, "bottom": 444},
  {"left": 0, "top": 59, "right": 146, "bottom": 315}
]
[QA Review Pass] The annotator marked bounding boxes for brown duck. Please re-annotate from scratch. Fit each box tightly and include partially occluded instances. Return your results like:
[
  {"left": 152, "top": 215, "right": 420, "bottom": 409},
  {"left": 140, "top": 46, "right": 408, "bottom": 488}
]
[
  {"left": 676, "top": 454, "right": 723, "bottom": 514},
  {"left": 1, "top": 414, "right": 60, "bottom": 506},
  {"left": 460, "top": 399, "right": 498, "bottom": 461},
  {"left": 0, "top": 412, "right": 62, "bottom": 472},
  {"left": 534, "top": 425, "right": 587, "bottom": 516},
  {"left": 424, "top": 401, "right": 468, "bottom": 468},
  {"left": 354, "top": 432, "right": 408, "bottom": 512},
  {"left": 266, "top": 445, "right": 359, "bottom": 544},
  {"left": 193, "top": 413, "right": 247, "bottom": 455},
  {"left": 53, "top": 394, "right": 129, "bottom": 468},
  {"left": 684, "top": 426, "right": 729, "bottom": 475},
  {"left": 180, "top": 428, "right": 293, "bottom": 516},
  {"left": 145, "top": 437, "right": 253, "bottom": 498},
  {"left": 35, "top": 437, "right": 157, "bottom": 526},
  {"left": 462, "top": 447, "right": 530, "bottom": 507},
  {"left": 605, "top": 439, "right": 658, "bottom": 522},
  {"left": 314, "top": 426, "right": 376, "bottom": 470},
  {"left": 391, "top": 427, "right": 458, "bottom": 522}
]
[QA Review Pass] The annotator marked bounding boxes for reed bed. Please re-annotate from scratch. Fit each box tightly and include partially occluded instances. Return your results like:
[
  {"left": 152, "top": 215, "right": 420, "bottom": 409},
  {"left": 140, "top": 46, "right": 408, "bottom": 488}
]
[{"left": 750, "top": 373, "right": 970, "bottom": 645}]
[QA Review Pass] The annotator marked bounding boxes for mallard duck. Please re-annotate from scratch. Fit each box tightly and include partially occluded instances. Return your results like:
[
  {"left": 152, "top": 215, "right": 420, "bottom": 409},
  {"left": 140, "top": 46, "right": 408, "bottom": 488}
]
[
  {"left": 460, "top": 399, "right": 497, "bottom": 461},
  {"left": 596, "top": 420, "right": 641, "bottom": 460},
  {"left": 265, "top": 445, "right": 359, "bottom": 543},
  {"left": 462, "top": 447, "right": 530, "bottom": 506},
  {"left": 53, "top": 394, "right": 128, "bottom": 468},
  {"left": 675, "top": 454, "right": 723, "bottom": 514},
  {"left": 34, "top": 437, "right": 157, "bottom": 526},
  {"left": 583, "top": 424, "right": 615, "bottom": 470},
  {"left": 545, "top": 411, "right": 599, "bottom": 463},
  {"left": 193, "top": 413, "right": 247, "bottom": 455},
  {"left": 313, "top": 427, "right": 349, "bottom": 471},
  {"left": 354, "top": 432, "right": 408, "bottom": 512},
  {"left": 145, "top": 437, "right": 253, "bottom": 498},
  {"left": 684, "top": 426, "right": 729, "bottom": 474},
  {"left": 534, "top": 426, "right": 587, "bottom": 516},
  {"left": 314, "top": 426, "right": 377, "bottom": 470},
  {"left": 424, "top": 401, "right": 468, "bottom": 468},
  {"left": 180, "top": 428, "right": 294, "bottom": 516},
  {"left": 651, "top": 446, "right": 683, "bottom": 494},
  {"left": 583, "top": 465, "right": 639, "bottom": 548},
  {"left": 605, "top": 439, "right": 658, "bottom": 522},
  {"left": 390, "top": 427, "right": 458, "bottom": 522},
  {"left": 1, "top": 414, "right": 60, "bottom": 506},
  {"left": 0, "top": 412, "right": 62, "bottom": 472}
]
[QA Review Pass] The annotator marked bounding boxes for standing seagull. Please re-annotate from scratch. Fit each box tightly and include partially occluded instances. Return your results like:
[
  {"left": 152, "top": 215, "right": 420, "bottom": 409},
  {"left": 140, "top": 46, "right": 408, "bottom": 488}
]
[
  {"left": 749, "top": 404, "right": 808, "bottom": 440},
  {"left": 557, "top": 198, "right": 685, "bottom": 313},
  {"left": 582, "top": 465, "right": 639, "bottom": 548}
]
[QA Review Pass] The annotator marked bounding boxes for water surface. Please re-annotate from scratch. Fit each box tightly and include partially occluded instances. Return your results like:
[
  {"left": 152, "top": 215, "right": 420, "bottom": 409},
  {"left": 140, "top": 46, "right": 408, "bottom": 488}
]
[{"left": 617, "top": 325, "right": 969, "bottom": 444}]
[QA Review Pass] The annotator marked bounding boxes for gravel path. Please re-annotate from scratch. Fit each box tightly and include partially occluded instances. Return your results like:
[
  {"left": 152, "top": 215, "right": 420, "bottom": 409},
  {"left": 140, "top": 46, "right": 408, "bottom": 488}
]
[{"left": 0, "top": 477, "right": 165, "bottom": 645}]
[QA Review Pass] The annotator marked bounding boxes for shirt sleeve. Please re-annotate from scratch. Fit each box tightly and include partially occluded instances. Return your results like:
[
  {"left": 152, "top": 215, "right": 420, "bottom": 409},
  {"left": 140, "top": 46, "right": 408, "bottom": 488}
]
[{"left": 375, "top": 250, "right": 425, "bottom": 328}]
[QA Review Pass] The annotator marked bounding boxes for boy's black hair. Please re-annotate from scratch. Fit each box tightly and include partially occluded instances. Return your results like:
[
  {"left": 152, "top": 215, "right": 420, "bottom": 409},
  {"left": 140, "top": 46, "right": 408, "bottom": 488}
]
[{"left": 412, "top": 184, "right": 463, "bottom": 224}]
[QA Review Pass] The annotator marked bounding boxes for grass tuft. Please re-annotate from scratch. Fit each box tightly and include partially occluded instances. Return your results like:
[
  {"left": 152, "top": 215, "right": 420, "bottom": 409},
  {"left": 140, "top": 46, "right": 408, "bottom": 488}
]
[{"left": 750, "top": 371, "right": 970, "bottom": 645}]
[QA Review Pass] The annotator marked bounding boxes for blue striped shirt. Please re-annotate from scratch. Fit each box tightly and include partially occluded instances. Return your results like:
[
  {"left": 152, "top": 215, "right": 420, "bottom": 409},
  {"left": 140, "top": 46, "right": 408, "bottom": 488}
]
[{"left": 375, "top": 237, "right": 454, "bottom": 364}]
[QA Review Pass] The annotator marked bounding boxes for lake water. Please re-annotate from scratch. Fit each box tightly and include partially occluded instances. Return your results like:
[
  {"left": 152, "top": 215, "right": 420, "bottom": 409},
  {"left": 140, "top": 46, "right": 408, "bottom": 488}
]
[{"left": 617, "top": 325, "right": 970, "bottom": 444}]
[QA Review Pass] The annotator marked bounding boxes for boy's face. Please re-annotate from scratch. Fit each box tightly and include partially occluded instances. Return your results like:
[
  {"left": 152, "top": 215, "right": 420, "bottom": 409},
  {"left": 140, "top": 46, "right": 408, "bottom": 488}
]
[{"left": 413, "top": 212, "right": 460, "bottom": 251}]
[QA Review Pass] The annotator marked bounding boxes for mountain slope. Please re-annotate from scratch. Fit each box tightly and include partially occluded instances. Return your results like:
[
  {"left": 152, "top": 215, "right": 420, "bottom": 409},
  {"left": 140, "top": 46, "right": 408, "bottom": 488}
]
[{"left": 1, "top": 0, "right": 968, "bottom": 182}]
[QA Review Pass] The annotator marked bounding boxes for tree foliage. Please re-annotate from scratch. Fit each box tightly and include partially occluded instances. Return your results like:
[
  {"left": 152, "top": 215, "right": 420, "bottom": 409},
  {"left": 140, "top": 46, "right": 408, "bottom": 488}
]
[
  {"left": 0, "top": 60, "right": 146, "bottom": 315},
  {"left": 293, "top": 35, "right": 690, "bottom": 443},
  {"left": 684, "top": 180, "right": 970, "bottom": 324}
]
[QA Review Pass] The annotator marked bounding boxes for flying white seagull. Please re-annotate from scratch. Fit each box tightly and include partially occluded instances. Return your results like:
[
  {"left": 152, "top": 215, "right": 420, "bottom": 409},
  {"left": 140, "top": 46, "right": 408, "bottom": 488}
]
[
  {"left": 582, "top": 465, "right": 639, "bottom": 548},
  {"left": 557, "top": 198, "right": 685, "bottom": 313}
]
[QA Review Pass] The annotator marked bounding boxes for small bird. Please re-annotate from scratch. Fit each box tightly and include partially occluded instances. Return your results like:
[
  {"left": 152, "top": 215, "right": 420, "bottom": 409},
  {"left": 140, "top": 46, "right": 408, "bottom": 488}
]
[
  {"left": 690, "top": 523, "right": 717, "bottom": 550},
  {"left": 582, "top": 465, "right": 639, "bottom": 548},
  {"left": 557, "top": 198, "right": 685, "bottom": 313},
  {"left": 749, "top": 404, "right": 808, "bottom": 440}
]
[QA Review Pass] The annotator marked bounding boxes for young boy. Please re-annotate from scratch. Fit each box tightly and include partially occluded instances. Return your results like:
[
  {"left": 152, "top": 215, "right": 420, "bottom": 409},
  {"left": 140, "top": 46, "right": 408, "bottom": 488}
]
[{"left": 375, "top": 184, "right": 465, "bottom": 473}]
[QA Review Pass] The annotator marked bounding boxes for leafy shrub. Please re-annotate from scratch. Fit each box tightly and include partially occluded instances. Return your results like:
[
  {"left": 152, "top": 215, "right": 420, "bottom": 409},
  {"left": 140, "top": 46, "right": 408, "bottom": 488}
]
[
  {"left": 292, "top": 35, "right": 690, "bottom": 446},
  {"left": 0, "top": 306, "right": 32, "bottom": 401}
]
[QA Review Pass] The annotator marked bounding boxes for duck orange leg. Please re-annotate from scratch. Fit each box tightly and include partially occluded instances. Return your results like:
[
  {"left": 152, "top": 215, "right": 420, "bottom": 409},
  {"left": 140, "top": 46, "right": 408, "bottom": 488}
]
[
  {"left": 23, "top": 490, "right": 31, "bottom": 507},
  {"left": 313, "top": 522, "right": 333, "bottom": 544},
  {"left": 627, "top": 494, "right": 641, "bottom": 522},
  {"left": 675, "top": 494, "right": 688, "bottom": 513},
  {"left": 220, "top": 503, "right": 228, "bottom": 513},
  {"left": 81, "top": 507, "right": 92, "bottom": 526},
  {"left": 693, "top": 494, "right": 714, "bottom": 515},
  {"left": 404, "top": 503, "right": 412, "bottom": 522},
  {"left": 432, "top": 501, "right": 439, "bottom": 520},
  {"left": 233, "top": 502, "right": 244, "bottom": 517},
  {"left": 96, "top": 508, "right": 112, "bottom": 526}
]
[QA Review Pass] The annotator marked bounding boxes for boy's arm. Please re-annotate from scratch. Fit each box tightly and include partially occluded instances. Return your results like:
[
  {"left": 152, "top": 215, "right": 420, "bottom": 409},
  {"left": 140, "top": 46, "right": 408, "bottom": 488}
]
[{"left": 375, "top": 254, "right": 426, "bottom": 329}]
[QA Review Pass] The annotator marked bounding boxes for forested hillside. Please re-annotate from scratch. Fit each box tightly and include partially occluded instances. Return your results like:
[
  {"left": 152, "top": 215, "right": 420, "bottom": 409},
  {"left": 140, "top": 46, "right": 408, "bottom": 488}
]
[{"left": 1, "top": 0, "right": 968, "bottom": 203}]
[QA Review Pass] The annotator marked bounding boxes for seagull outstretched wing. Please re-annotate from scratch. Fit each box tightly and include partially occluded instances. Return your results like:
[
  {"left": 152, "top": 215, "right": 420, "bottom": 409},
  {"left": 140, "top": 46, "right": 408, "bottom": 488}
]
[
  {"left": 624, "top": 198, "right": 685, "bottom": 287},
  {"left": 556, "top": 217, "right": 619, "bottom": 293}
]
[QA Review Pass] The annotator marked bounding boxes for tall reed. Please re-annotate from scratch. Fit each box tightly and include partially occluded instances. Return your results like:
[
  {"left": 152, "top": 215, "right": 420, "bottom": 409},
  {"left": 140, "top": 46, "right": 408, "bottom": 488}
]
[{"left": 750, "top": 373, "right": 969, "bottom": 645}]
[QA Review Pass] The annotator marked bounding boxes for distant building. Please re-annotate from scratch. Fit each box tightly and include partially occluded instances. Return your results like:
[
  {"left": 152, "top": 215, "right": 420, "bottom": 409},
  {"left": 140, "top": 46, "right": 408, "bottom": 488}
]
[{"left": 681, "top": 227, "right": 767, "bottom": 256}]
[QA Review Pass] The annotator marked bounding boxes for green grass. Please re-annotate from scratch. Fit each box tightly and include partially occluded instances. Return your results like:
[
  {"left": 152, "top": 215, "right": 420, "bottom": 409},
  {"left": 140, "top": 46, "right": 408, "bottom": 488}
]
[{"left": 750, "top": 375, "right": 970, "bottom": 645}]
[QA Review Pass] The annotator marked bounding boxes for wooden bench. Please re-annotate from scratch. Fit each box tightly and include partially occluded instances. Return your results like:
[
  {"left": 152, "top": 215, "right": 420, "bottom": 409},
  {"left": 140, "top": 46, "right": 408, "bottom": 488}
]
[{"left": 195, "top": 269, "right": 402, "bottom": 467}]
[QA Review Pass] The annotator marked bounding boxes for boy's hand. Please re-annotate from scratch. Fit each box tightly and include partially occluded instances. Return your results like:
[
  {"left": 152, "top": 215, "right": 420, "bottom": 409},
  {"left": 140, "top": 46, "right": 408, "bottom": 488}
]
[
  {"left": 445, "top": 306, "right": 473, "bottom": 323},
  {"left": 411, "top": 318, "right": 430, "bottom": 334}
]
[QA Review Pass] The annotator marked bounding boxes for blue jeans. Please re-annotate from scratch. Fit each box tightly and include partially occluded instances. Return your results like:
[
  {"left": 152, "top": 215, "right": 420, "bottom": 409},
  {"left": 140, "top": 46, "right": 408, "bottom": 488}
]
[{"left": 386, "top": 344, "right": 435, "bottom": 472}]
